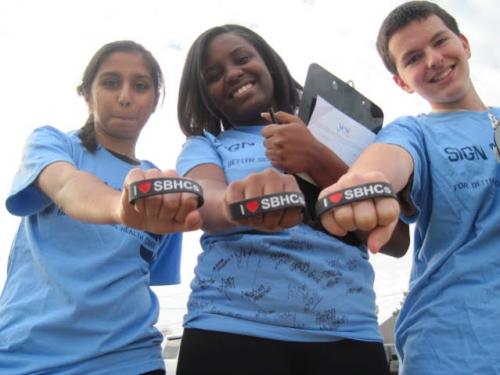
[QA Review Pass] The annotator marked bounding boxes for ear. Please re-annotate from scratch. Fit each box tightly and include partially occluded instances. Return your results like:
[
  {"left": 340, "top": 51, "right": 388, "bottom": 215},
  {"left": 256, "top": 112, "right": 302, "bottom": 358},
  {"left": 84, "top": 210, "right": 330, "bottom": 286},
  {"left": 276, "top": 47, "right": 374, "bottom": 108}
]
[
  {"left": 459, "top": 34, "right": 471, "bottom": 59},
  {"left": 393, "top": 74, "right": 414, "bottom": 94}
]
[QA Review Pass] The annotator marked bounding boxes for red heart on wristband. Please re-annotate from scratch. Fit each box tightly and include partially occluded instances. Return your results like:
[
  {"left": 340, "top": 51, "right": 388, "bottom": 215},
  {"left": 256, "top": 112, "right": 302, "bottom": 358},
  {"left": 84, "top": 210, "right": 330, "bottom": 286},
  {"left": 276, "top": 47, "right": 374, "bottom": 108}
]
[
  {"left": 245, "top": 200, "right": 259, "bottom": 213},
  {"left": 138, "top": 181, "right": 152, "bottom": 193},
  {"left": 329, "top": 192, "right": 343, "bottom": 204}
]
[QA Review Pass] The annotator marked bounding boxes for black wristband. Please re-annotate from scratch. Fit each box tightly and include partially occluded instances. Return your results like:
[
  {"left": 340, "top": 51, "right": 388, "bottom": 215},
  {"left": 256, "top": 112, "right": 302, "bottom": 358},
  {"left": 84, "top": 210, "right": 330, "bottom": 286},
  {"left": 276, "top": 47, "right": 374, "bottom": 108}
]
[
  {"left": 128, "top": 177, "right": 204, "bottom": 207},
  {"left": 229, "top": 192, "right": 306, "bottom": 220},
  {"left": 315, "top": 182, "right": 396, "bottom": 217}
]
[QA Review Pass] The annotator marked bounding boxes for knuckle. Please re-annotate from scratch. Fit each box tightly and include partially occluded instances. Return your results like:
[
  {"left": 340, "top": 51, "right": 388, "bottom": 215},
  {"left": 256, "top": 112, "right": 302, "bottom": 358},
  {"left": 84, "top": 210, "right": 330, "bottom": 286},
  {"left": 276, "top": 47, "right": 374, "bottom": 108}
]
[
  {"left": 355, "top": 214, "right": 376, "bottom": 231},
  {"left": 334, "top": 207, "right": 353, "bottom": 226}
]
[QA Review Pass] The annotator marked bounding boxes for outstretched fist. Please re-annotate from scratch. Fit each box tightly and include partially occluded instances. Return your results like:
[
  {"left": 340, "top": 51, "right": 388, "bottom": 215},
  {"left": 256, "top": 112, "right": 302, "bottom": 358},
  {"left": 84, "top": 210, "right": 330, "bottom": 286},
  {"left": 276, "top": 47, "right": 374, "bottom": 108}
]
[
  {"left": 119, "top": 168, "right": 202, "bottom": 234},
  {"left": 224, "top": 168, "right": 304, "bottom": 232},
  {"left": 318, "top": 171, "right": 400, "bottom": 253}
]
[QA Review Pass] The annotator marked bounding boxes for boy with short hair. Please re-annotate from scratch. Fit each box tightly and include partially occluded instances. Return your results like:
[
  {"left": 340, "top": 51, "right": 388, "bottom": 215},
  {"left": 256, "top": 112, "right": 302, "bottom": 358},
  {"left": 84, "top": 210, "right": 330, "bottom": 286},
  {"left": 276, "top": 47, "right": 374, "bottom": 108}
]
[{"left": 317, "top": 1, "right": 500, "bottom": 374}]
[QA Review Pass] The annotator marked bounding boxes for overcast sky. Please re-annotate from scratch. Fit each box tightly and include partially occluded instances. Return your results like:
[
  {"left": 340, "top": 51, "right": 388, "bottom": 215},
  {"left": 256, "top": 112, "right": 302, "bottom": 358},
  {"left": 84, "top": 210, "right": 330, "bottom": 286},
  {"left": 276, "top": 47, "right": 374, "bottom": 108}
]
[{"left": 1, "top": 0, "right": 499, "bottom": 325}]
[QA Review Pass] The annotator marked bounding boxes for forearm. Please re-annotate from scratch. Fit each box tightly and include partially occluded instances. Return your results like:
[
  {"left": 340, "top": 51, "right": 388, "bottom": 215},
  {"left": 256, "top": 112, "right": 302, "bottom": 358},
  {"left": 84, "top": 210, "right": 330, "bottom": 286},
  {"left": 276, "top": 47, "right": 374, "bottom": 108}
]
[
  {"left": 306, "top": 142, "right": 348, "bottom": 187},
  {"left": 37, "top": 162, "right": 121, "bottom": 224},
  {"left": 58, "top": 173, "right": 120, "bottom": 223},
  {"left": 348, "top": 143, "right": 413, "bottom": 193}
]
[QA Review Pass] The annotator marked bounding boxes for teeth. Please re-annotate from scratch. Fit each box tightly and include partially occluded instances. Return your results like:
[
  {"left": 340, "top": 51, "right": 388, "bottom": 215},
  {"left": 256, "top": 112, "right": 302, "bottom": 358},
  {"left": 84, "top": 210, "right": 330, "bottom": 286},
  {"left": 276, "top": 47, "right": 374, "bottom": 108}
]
[
  {"left": 431, "top": 67, "right": 452, "bottom": 83},
  {"left": 234, "top": 83, "right": 252, "bottom": 97}
]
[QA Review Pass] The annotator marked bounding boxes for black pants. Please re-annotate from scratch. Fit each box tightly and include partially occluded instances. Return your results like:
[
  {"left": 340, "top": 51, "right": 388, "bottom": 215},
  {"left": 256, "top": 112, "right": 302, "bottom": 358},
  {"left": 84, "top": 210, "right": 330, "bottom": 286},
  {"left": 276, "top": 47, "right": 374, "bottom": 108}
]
[{"left": 177, "top": 328, "right": 389, "bottom": 375}]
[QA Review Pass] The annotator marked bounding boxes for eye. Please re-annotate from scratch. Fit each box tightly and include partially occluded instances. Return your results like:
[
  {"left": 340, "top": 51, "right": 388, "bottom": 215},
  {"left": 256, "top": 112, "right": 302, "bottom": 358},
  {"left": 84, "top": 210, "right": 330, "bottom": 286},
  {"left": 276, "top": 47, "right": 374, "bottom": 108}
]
[
  {"left": 235, "top": 54, "right": 251, "bottom": 65},
  {"left": 434, "top": 37, "right": 448, "bottom": 47},
  {"left": 134, "top": 80, "right": 151, "bottom": 92},
  {"left": 204, "top": 68, "right": 223, "bottom": 84},
  {"left": 101, "top": 77, "right": 120, "bottom": 89},
  {"left": 405, "top": 52, "right": 422, "bottom": 67}
]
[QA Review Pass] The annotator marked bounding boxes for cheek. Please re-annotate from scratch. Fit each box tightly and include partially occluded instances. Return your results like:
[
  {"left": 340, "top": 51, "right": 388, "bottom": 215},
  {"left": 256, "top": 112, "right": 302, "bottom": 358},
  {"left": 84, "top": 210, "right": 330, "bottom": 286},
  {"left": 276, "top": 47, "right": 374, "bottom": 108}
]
[
  {"left": 206, "top": 86, "right": 225, "bottom": 111},
  {"left": 146, "top": 97, "right": 156, "bottom": 112},
  {"left": 262, "top": 68, "right": 274, "bottom": 92},
  {"left": 138, "top": 97, "right": 157, "bottom": 120},
  {"left": 88, "top": 93, "right": 108, "bottom": 118},
  {"left": 402, "top": 69, "right": 423, "bottom": 90}
]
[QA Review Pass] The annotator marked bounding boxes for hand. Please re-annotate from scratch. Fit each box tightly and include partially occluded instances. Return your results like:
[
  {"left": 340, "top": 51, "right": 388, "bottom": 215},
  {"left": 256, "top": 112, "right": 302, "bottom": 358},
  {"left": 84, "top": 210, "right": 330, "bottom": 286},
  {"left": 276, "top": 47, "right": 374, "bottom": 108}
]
[
  {"left": 118, "top": 168, "right": 202, "bottom": 234},
  {"left": 262, "top": 111, "right": 321, "bottom": 173},
  {"left": 318, "top": 171, "right": 400, "bottom": 253},
  {"left": 223, "top": 168, "right": 303, "bottom": 232}
]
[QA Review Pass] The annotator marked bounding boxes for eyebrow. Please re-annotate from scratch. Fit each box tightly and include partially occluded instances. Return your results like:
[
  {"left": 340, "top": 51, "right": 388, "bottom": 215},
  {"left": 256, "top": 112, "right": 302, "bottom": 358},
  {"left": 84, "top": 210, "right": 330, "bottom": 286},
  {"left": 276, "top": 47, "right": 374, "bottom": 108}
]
[
  {"left": 98, "top": 71, "right": 153, "bottom": 80},
  {"left": 430, "top": 30, "right": 449, "bottom": 43}
]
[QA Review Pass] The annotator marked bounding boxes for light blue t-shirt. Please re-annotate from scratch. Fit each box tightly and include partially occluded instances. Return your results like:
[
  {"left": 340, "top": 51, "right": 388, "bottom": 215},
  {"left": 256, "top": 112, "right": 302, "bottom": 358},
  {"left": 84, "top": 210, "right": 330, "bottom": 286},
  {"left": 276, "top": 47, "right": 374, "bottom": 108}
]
[
  {"left": 177, "top": 125, "right": 382, "bottom": 343},
  {"left": 376, "top": 109, "right": 500, "bottom": 375},
  {"left": 0, "top": 126, "right": 182, "bottom": 375}
]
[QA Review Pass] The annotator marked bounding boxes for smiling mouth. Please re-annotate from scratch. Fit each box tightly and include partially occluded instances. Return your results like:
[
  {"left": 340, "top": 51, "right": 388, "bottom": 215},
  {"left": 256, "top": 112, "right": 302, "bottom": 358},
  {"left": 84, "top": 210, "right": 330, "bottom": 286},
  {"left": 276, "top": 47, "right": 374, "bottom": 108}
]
[
  {"left": 232, "top": 83, "right": 253, "bottom": 98},
  {"left": 114, "top": 115, "right": 136, "bottom": 120},
  {"left": 429, "top": 64, "right": 456, "bottom": 83}
]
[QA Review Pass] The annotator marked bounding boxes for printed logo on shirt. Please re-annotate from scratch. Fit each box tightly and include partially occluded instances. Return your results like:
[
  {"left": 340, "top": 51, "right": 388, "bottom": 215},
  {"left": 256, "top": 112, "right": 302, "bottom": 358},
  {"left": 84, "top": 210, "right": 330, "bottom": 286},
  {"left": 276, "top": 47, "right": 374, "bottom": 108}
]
[
  {"left": 444, "top": 145, "right": 488, "bottom": 162},
  {"left": 227, "top": 156, "right": 268, "bottom": 168},
  {"left": 224, "top": 141, "right": 255, "bottom": 152},
  {"left": 139, "top": 233, "right": 163, "bottom": 263}
]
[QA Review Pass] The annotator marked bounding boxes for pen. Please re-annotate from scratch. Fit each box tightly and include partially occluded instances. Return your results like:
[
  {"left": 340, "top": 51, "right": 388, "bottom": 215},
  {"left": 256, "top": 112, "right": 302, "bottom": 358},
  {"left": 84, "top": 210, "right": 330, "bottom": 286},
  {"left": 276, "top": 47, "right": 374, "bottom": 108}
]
[{"left": 269, "top": 107, "right": 280, "bottom": 124}]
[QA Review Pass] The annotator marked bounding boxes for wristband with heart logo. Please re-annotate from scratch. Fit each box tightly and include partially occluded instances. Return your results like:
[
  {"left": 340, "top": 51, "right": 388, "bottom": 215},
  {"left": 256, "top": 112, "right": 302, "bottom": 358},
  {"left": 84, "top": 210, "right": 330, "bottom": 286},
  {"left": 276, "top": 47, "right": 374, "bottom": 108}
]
[
  {"left": 229, "top": 192, "right": 306, "bottom": 220},
  {"left": 128, "top": 178, "right": 204, "bottom": 207},
  {"left": 315, "top": 182, "right": 396, "bottom": 217}
]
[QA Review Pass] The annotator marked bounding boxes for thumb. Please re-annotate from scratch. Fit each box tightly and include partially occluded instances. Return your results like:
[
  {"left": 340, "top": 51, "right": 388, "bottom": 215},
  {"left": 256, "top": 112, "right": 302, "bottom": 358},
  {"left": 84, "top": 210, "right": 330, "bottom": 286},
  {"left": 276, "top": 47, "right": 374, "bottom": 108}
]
[
  {"left": 184, "top": 210, "right": 202, "bottom": 231},
  {"left": 366, "top": 219, "right": 398, "bottom": 254},
  {"left": 273, "top": 111, "right": 304, "bottom": 124}
]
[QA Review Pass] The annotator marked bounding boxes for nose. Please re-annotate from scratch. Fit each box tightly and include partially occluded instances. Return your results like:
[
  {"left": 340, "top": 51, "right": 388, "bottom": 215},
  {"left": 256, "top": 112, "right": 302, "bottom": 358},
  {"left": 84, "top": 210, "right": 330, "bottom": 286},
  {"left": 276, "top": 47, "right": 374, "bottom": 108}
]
[
  {"left": 225, "top": 64, "right": 244, "bottom": 84},
  {"left": 426, "top": 48, "right": 444, "bottom": 69},
  {"left": 118, "top": 85, "right": 132, "bottom": 107}
]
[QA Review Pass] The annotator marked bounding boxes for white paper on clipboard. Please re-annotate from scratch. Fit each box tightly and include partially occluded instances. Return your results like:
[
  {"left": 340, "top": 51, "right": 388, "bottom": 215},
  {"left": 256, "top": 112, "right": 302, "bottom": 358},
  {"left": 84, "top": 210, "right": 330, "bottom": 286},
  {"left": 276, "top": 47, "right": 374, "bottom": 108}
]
[{"left": 297, "top": 95, "right": 376, "bottom": 185}]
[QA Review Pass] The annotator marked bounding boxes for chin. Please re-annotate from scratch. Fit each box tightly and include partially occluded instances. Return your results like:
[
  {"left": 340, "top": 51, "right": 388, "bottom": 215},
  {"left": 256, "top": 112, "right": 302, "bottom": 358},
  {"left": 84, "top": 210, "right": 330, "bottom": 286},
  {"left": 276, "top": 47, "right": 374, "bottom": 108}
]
[{"left": 231, "top": 109, "right": 267, "bottom": 125}]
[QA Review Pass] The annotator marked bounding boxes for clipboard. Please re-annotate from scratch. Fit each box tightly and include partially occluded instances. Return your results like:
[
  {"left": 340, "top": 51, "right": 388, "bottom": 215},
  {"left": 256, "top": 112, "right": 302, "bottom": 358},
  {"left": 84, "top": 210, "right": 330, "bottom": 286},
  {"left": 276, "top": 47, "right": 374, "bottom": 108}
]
[
  {"left": 298, "top": 63, "right": 383, "bottom": 131},
  {"left": 295, "top": 63, "right": 384, "bottom": 231}
]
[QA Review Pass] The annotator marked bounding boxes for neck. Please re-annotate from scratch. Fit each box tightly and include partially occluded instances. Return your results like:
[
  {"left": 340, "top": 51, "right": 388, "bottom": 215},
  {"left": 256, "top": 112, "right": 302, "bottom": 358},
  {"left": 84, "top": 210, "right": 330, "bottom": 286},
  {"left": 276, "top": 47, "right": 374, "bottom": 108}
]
[
  {"left": 431, "top": 84, "right": 487, "bottom": 113},
  {"left": 96, "top": 134, "right": 138, "bottom": 161}
]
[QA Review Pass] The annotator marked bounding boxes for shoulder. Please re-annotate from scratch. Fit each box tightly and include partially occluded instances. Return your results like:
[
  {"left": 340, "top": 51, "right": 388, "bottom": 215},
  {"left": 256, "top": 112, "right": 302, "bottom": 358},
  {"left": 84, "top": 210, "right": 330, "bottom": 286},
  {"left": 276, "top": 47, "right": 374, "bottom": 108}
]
[
  {"left": 377, "top": 115, "right": 424, "bottom": 141},
  {"left": 384, "top": 114, "right": 424, "bottom": 129},
  {"left": 27, "top": 125, "right": 81, "bottom": 148},
  {"left": 31, "top": 125, "right": 73, "bottom": 139}
]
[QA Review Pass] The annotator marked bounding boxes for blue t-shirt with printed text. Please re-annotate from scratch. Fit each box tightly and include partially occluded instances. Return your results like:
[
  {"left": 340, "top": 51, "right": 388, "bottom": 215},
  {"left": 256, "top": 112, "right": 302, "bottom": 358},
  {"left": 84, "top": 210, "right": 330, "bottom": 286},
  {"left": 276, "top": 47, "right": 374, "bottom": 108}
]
[
  {"left": 177, "top": 125, "right": 382, "bottom": 343},
  {"left": 376, "top": 109, "right": 500, "bottom": 375},
  {"left": 0, "top": 126, "right": 182, "bottom": 375}
]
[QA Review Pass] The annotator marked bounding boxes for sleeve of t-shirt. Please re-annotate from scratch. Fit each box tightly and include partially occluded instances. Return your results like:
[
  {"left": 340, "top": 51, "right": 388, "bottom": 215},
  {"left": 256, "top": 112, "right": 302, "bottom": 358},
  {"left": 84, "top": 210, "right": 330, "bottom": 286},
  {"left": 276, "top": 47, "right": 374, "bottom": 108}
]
[
  {"left": 6, "top": 126, "right": 76, "bottom": 217},
  {"left": 176, "top": 134, "right": 223, "bottom": 177},
  {"left": 374, "top": 116, "right": 428, "bottom": 223},
  {"left": 149, "top": 232, "right": 182, "bottom": 286}
]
